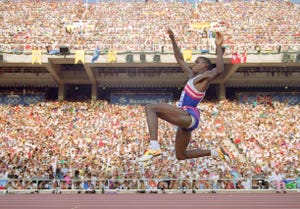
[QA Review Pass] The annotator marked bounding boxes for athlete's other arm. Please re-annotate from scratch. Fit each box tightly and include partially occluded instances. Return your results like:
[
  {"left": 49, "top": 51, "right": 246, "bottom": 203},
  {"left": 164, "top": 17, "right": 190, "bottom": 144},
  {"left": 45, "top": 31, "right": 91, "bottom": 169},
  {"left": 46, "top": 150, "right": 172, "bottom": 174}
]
[
  {"left": 203, "top": 32, "right": 224, "bottom": 82},
  {"left": 167, "top": 28, "right": 194, "bottom": 78}
]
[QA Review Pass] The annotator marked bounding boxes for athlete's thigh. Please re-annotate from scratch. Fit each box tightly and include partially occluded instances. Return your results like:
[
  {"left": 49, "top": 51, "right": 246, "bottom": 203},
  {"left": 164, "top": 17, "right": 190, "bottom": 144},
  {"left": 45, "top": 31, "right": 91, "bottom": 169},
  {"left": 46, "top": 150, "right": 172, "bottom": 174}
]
[{"left": 147, "top": 103, "right": 191, "bottom": 128}]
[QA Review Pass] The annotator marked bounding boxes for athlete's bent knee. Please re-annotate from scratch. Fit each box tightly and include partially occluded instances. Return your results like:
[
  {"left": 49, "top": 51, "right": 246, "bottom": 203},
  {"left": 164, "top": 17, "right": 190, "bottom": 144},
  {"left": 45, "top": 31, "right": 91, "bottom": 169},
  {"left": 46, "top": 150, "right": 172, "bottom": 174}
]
[{"left": 145, "top": 103, "right": 155, "bottom": 112}]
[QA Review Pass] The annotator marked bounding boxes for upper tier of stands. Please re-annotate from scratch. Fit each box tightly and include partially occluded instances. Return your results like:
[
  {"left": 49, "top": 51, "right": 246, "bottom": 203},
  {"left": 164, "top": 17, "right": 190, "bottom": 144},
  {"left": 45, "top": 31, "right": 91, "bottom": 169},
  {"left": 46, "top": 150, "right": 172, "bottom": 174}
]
[{"left": 0, "top": 0, "right": 299, "bottom": 54}]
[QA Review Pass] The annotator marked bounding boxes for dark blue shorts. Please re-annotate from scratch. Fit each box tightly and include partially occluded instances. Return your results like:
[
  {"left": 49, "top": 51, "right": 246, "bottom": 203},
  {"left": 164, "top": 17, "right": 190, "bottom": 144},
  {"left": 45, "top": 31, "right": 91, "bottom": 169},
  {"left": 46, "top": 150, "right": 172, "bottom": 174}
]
[{"left": 182, "top": 106, "right": 200, "bottom": 131}]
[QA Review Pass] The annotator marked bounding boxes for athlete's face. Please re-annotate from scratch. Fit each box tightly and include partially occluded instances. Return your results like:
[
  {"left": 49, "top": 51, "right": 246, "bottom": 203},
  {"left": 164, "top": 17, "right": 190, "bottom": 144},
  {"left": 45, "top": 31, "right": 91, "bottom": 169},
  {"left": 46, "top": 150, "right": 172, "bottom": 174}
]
[{"left": 192, "top": 57, "right": 209, "bottom": 74}]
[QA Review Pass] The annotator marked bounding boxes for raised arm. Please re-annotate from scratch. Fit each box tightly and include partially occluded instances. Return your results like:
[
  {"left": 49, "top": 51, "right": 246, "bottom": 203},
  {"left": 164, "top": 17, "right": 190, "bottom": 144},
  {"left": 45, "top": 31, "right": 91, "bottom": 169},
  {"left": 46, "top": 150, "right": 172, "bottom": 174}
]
[
  {"left": 202, "top": 31, "right": 224, "bottom": 82},
  {"left": 167, "top": 28, "right": 194, "bottom": 78}
]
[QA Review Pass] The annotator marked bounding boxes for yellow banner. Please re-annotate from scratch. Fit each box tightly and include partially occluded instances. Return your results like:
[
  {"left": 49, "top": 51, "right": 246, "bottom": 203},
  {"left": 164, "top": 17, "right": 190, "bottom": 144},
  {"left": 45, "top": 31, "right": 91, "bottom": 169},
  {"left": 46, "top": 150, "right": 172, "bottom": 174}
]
[
  {"left": 190, "top": 22, "right": 211, "bottom": 30},
  {"left": 75, "top": 50, "right": 85, "bottom": 64},
  {"left": 32, "top": 50, "right": 42, "bottom": 65},
  {"left": 183, "top": 50, "right": 192, "bottom": 62},
  {"left": 107, "top": 50, "right": 117, "bottom": 63}
]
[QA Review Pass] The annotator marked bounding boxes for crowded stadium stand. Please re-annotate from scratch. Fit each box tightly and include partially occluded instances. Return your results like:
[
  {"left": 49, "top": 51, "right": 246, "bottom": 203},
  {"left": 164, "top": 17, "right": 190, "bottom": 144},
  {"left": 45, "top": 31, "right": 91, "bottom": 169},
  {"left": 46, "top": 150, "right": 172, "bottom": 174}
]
[{"left": 0, "top": 0, "right": 299, "bottom": 195}]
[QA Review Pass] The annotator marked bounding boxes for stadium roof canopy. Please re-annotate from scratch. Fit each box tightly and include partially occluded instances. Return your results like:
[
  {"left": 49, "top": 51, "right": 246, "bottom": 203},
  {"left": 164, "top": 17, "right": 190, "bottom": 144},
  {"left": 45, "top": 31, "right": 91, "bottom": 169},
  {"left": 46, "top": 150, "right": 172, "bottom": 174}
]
[{"left": 0, "top": 52, "right": 299, "bottom": 88}]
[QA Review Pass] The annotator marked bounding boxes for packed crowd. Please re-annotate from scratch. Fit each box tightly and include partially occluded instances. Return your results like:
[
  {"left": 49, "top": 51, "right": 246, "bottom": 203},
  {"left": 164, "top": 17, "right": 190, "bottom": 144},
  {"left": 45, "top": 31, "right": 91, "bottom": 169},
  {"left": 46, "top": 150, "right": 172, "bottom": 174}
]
[
  {"left": 0, "top": 99, "right": 299, "bottom": 192},
  {"left": 0, "top": 0, "right": 299, "bottom": 54}
]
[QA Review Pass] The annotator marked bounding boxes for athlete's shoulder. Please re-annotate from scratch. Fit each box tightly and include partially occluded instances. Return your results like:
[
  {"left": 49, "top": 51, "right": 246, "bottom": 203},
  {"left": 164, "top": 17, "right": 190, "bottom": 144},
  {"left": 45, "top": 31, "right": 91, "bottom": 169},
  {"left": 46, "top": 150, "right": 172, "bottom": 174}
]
[
  {"left": 191, "top": 74, "right": 209, "bottom": 92},
  {"left": 191, "top": 72, "right": 210, "bottom": 84}
]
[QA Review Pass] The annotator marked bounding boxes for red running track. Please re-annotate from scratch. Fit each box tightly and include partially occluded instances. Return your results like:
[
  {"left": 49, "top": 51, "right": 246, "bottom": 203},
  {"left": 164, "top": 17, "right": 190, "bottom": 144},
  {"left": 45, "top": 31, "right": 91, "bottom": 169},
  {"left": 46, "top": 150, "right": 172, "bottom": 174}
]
[{"left": 0, "top": 193, "right": 299, "bottom": 209}]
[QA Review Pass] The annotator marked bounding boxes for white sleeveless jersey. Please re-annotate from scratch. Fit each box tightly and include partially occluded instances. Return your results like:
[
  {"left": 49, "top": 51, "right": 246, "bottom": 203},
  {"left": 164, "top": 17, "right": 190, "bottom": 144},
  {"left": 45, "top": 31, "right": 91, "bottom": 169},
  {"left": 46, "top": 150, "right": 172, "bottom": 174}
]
[{"left": 177, "top": 74, "right": 206, "bottom": 108}]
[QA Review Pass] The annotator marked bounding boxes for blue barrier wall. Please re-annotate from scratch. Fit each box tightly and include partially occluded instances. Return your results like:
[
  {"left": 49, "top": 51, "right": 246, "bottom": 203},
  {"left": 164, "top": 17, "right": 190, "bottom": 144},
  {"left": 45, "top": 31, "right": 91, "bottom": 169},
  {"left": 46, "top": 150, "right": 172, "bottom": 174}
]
[
  {"left": 238, "top": 93, "right": 300, "bottom": 105},
  {"left": 111, "top": 93, "right": 173, "bottom": 105},
  {"left": 0, "top": 94, "right": 45, "bottom": 105}
]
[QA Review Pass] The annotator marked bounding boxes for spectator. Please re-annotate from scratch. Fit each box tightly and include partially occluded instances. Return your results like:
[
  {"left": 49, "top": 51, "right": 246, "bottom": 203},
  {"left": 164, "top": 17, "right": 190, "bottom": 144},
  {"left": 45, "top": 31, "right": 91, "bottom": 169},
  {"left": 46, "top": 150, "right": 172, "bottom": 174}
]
[
  {"left": 0, "top": 1, "right": 299, "bottom": 52},
  {"left": 46, "top": 45, "right": 59, "bottom": 55},
  {"left": 296, "top": 173, "right": 300, "bottom": 189},
  {"left": 0, "top": 98, "right": 298, "bottom": 192},
  {"left": 271, "top": 169, "right": 287, "bottom": 193}
]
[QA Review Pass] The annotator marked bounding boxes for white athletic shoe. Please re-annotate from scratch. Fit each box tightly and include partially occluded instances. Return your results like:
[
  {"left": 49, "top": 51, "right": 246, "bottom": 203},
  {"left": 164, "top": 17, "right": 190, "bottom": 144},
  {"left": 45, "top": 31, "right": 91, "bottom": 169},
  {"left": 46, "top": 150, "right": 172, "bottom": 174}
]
[{"left": 138, "top": 149, "right": 162, "bottom": 162}]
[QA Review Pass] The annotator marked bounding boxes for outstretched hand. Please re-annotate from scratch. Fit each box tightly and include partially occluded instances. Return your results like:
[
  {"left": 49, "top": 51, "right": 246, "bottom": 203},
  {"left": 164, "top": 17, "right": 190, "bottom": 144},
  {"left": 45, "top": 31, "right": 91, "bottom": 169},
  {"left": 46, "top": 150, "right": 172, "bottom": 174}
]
[{"left": 215, "top": 32, "right": 224, "bottom": 46}]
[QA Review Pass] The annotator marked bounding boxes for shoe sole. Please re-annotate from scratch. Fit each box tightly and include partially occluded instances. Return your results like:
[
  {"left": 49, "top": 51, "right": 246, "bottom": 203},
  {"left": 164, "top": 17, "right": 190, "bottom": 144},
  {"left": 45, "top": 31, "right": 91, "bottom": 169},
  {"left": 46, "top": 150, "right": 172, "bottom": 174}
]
[
  {"left": 138, "top": 155, "right": 153, "bottom": 162},
  {"left": 138, "top": 152, "right": 161, "bottom": 162},
  {"left": 220, "top": 146, "right": 232, "bottom": 162},
  {"left": 216, "top": 148, "right": 225, "bottom": 160},
  {"left": 152, "top": 152, "right": 162, "bottom": 157}
]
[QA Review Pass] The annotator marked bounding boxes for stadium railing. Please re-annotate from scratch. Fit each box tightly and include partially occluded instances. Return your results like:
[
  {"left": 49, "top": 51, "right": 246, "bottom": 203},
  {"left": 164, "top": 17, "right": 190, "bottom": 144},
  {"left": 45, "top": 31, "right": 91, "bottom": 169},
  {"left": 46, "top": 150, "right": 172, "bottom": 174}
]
[{"left": 1, "top": 177, "right": 299, "bottom": 194}]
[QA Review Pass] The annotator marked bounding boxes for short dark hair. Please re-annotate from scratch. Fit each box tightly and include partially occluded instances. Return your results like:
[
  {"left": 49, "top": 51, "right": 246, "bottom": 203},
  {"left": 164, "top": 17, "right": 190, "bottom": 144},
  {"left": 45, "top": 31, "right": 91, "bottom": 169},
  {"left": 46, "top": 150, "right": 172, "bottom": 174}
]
[{"left": 197, "top": 56, "right": 212, "bottom": 70}]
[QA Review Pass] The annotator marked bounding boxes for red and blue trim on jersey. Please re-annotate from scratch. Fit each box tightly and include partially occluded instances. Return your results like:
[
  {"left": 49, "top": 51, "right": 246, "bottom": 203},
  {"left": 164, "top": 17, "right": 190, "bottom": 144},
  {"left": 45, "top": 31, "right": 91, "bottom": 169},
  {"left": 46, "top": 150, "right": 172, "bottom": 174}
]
[
  {"left": 183, "top": 84, "right": 205, "bottom": 106},
  {"left": 178, "top": 83, "right": 206, "bottom": 108}
]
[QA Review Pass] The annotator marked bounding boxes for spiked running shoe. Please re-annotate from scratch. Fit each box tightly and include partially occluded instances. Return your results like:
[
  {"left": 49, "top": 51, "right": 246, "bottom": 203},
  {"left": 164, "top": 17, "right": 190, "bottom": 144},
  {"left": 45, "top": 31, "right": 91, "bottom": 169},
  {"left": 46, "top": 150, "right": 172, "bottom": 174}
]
[
  {"left": 217, "top": 146, "right": 231, "bottom": 162},
  {"left": 138, "top": 149, "right": 162, "bottom": 162}
]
